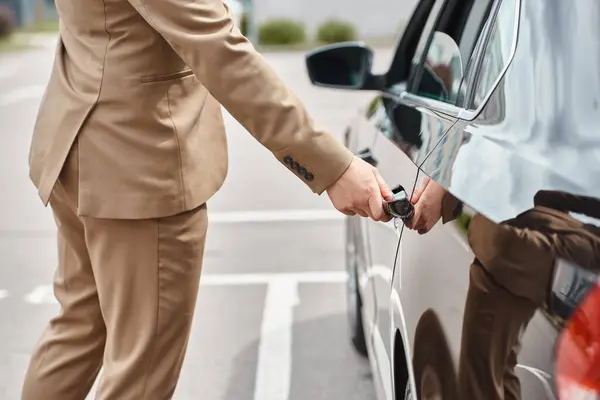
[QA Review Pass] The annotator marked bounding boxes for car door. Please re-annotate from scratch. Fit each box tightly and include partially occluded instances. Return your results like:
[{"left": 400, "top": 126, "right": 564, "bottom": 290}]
[
  {"left": 363, "top": 1, "right": 458, "bottom": 398},
  {"left": 394, "top": 0, "right": 559, "bottom": 398},
  {"left": 394, "top": 0, "right": 501, "bottom": 348},
  {"left": 389, "top": 0, "right": 507, "bottom": 396},
  {"left": 346, "top": 97, "right": 384, "bottom": 356}
]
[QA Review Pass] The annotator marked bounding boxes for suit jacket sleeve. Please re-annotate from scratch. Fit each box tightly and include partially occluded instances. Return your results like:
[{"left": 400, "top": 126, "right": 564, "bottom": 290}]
[
  {"left": 125, "top": 0, "right": 354, "bottom": 194},
  {"left": 534, "top": 190, "right": 600, "bottom": 220}
]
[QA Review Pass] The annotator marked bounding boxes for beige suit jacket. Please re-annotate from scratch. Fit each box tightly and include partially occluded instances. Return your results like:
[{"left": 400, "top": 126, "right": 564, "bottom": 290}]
[{"left": 29, "top": 0, "right": 354, "bottom": 219}]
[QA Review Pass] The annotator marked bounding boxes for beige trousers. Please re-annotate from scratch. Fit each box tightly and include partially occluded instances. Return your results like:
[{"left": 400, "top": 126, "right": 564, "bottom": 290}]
[{"left": 22, "top": 142, "right": 208, "bottom": 399}]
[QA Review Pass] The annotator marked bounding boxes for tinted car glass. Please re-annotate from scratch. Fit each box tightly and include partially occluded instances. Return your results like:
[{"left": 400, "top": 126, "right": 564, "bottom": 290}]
[
  {"left": 404, "top": 0, "right": 447, "bottom": 91},
  {"left": 412, "top": 0, "right": 495, "bottom": 104}
]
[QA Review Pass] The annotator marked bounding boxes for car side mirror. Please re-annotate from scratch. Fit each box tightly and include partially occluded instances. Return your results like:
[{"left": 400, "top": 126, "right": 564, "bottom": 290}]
[{"left": 305, "top": 42, "right": 383, "bottom": 91}]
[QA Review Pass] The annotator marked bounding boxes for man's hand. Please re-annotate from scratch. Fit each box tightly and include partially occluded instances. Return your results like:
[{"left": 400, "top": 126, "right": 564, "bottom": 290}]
[
  {"left": 407, "top": 176, "right": 447, "bottom": 234},
  {"left": 326, "top": 157, "right": 395, "bottom": 222}
]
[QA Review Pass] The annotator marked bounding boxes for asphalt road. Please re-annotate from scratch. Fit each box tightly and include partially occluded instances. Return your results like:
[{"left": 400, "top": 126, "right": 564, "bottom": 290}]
[{"left": 0, "top": 36, "right": 395, "bottom": 399}]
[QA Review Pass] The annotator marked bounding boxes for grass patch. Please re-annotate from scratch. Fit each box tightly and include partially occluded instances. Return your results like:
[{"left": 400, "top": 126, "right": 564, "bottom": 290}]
[
  {"left": 256, "top": 36, "right": 397, "bottom": 53},
  {"left": 0, "top": 18, "right": 58, "bottom": 53},
  {"left": 0, "top": 35, "right": 33, "bottom": 53},
  {"left": 455, "top": 212, "right": 472, "bottom": 235},
  {"left": 19, "top": 18, "right": 59, "bottom": 33}
]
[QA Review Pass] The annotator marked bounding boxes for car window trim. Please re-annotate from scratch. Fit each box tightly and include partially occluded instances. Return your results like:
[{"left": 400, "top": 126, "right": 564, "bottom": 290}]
[
  {"left": 386, "top": 0, "right": 444, "bottom": 88},
  {"left": 463, "top": 0, "right": 503, "bottom": 108},
  {"left": 460, "top": 0, "right": 520, "bottom": 120},
  {"left": 407, "top": 0, "right": 451, "bottom": 93},
  {"left": 390, "top": 0, "right": 520, "bottom": 121},
  {"left": 456, "top": 0, "right": 498, "bottom": 108}
]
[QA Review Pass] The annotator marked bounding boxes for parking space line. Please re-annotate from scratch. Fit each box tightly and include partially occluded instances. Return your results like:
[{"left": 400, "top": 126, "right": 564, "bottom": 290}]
[
  {"left": 209, "top": 209, "right": 343, "bottom": 223},
  {"left": 22, "top": 272, "right": 346, "bottom": 304},
  {"left": 202, "top": 271, "right": 346, "bottom": 285},
  {"left": 0, "top": 210, "right": 344, "bottom": 239},
  {"left": 19, "top": 272, "right": 344, "bottom": 399},
  {"left": 254, "top": 277, "right": 299, "bottom": 400},
  {"left": 25, "top": 285, "right": 56, "bottom": 304}
]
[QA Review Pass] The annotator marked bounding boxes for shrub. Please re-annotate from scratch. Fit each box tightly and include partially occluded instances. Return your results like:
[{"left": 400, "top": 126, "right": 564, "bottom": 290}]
[
  {"left": 317, "top": 19, "right": 357, "bottom": 44},
  {"left": 0, "top": 5, "right": 15, "bottom": 39},
  {"left": 240, "top": 12, "right": 248, "bottom": 36},
  {"left": 258, "top": 19, "right": 305, "bottom": 45}
]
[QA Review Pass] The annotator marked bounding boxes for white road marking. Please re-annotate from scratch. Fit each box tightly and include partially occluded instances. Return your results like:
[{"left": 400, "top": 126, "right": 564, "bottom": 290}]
[
  {"left": 202, "top": 271, "right": 346, "bottom": 285},
  {"left": 254, "top": 277, "right": 299, "bottom": 400},
  {"left": 0, "top": 290, "right": 8, "bottom": 300},
  {"left": 21, "top": 271, "right": 340, "bottom": 400},
  {"left": 0, "top": 85, "right": 45, "bottom": 107},
  {"left": 25, "top": 285, "right": 57, "bottom": 304},
  {"left": 209, "top": 209, "right": 343, "bottom": 224},
  {"left": 24, "top": 271, "right": 346, "bottom": 304},
  {"left": 0, "top": 210, "right": 345, "bottom": 239}
]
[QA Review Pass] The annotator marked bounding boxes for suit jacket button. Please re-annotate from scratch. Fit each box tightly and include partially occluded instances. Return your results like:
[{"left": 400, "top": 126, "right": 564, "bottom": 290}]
[
  {"left": 305, "top": 173, "right": 314, "bottom": 182},
  {"left": 298, "top": 167, "right": 306, "bottom": 176},
  {"left": 283, "top": 156, "right": 292, "bottom": 165},
  {"left": 291, "top": 161, "right": 299, "bottom": 170}
]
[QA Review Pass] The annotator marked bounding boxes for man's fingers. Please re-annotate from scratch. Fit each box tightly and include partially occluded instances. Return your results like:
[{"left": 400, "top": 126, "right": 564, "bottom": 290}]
[
  {"left": 373, "top": 169, "right": 394, "bottom": 201},
  {"left": 406, "top": 208, "right": 421, "bottom": 230},
  {"left": 355, "top": 209, "right": 368, "bottom": 218},
  {"left": 367, "top": 184, "right": 386, "bottom": 221},
  {"left": 410, "top": 187, "right": 423, "bottom": 205},
  {"left": 339, "top": 208, "right": 356, "bottom": 216},
  {"left": 411, "top": 177, "right": 431, "bottom": 205}
]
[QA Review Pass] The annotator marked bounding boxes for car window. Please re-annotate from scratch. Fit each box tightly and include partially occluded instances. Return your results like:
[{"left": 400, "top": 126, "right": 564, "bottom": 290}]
[
  {"left": 469, "top": 0, "right": 517, "bottom": 110},
  {"left": 384, "top": 0, "right": 446, "bottom": 91},
  {"left": 402, "top": 0, "right": 447, "bottom": 90},
  {"left": 411, "top": 0, "right": 496, "bottom": 105}
]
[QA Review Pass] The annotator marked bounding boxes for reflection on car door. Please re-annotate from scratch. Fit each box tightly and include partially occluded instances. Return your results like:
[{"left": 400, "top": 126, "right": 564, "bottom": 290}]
[
  {"left": 364, "top": 97, "right": 421, "bottom": 400},
  {"left": 389, "top": 0, "right": 523, "bottom": 398},
  {"left": 394, "top": 0, "right": 563, "bottom": 398},
  {"left": 363, "top": 1, "right": 454, "bottom": 397},
  {"left": 365, "top": 91, "right": 457, "bottom": 400}
]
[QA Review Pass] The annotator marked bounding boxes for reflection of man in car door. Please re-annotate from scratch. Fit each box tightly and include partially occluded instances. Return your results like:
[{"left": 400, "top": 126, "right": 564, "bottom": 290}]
[{"left": 408, "top": 180, "right": 600, "bottom": 400}]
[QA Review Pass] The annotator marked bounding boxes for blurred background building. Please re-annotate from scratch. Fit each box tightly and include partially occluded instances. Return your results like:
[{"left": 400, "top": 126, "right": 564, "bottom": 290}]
[{"left": 0, "top": 0, "right": 55, "bottom": 27}]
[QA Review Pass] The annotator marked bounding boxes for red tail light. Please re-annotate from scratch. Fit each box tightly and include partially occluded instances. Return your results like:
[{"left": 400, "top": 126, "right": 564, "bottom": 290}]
[{"left": 556, "top": 282, "right": 600, "bottom": 399}]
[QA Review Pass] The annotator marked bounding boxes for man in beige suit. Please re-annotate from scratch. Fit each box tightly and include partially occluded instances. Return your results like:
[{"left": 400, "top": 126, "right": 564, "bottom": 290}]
[{"left": 22, "top": 0, "right": 394, "bottom": 398}]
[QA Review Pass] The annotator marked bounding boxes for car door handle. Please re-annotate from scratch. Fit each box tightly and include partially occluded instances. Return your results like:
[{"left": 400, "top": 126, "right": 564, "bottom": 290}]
[
  {"left": 384, "top": 185, "right": 414, "bottom": 221},
  {"left": 356, "top": 148, "right": 378, "bottom": 167}
]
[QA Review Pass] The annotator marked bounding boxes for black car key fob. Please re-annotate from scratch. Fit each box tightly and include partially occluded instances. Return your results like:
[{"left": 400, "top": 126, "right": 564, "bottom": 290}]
[{"left": 383, "top": 185, "right": 414, "bottom": 221}]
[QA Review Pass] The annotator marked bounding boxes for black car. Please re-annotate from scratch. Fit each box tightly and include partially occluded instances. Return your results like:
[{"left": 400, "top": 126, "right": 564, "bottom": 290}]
[{"left": 305, "top": 0, "right": 600, "bottom": 399}]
